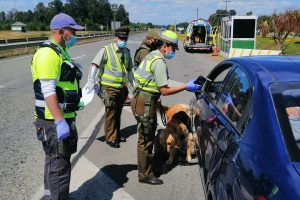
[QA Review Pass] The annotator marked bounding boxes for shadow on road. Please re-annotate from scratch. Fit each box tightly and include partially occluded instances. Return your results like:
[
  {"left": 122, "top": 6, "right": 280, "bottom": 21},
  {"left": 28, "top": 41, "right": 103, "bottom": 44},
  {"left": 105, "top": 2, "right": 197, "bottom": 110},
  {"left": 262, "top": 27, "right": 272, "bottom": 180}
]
[{"left": 70, "top": 164, "right": 137, "bottom": 199}]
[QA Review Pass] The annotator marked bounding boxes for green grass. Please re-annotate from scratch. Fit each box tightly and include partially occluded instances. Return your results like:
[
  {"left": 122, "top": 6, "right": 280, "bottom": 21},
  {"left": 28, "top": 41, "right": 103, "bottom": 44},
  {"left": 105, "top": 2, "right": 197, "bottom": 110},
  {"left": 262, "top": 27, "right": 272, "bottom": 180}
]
[{"left": 256, "top": 36, "right": 300, "bottom": 55}]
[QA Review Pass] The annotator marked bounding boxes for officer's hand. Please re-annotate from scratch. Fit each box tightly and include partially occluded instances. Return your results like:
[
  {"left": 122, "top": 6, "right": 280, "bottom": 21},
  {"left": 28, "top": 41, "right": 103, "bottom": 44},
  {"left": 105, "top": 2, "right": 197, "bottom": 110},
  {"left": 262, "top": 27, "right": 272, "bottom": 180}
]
[
  {"left": 55, "top": 118, "right": 70, "bottom": 140},
  {"left": 85, "top": 79, "right": 95, "bottom": 94},
  {"left": 222, "top": 94, "right": 233, "bottom": 104},
  {"left": 186, "top": 79, "right": 201, "bottom": 92}
]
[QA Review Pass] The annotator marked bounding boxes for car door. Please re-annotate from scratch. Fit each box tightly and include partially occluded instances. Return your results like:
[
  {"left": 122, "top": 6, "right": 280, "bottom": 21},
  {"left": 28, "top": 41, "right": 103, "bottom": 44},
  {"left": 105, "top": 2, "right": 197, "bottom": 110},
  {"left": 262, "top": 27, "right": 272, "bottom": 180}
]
[
  {"left": 195, "top": 61, "right": 233, "bottom": 192},
  {"left": 213, "top": 66, "right": 253, "bottom": 200},
  {"left": 195, "top": 62, "right": 253, "bottom": 198}
]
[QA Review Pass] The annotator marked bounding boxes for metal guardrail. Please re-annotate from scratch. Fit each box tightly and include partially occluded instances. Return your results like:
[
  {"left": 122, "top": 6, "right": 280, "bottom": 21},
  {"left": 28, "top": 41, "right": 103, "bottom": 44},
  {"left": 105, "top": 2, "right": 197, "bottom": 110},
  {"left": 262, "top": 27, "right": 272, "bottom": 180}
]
[{"left": 0, "top": 31, "right": 114, "bottom": 51}]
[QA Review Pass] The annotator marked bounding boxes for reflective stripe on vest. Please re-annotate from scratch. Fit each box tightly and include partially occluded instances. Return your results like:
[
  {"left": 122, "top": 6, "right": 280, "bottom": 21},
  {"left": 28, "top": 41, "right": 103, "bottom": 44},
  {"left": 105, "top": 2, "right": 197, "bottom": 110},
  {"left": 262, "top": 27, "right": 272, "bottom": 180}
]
[
  {"left": 35, "top": 99, "right": 65, "bottom": 109},
  {"left": 134, "top": 51, "right": 164, "bottom": 93},
  {"left": 100, "top": 44, "right": 128, "bottom": 88}
]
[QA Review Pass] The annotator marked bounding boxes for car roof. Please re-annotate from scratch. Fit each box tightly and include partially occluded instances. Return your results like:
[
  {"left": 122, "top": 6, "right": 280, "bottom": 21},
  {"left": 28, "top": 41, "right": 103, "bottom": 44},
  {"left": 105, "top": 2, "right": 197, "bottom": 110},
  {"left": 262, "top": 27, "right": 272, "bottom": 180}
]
[{"left": 230, "top": 56, "right": 300, "bottom": 83}]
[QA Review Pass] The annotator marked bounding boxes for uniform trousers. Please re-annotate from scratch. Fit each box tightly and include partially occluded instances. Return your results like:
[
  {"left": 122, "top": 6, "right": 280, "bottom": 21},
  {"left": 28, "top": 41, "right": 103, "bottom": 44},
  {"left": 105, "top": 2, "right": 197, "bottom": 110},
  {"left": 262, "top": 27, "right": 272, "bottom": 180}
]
[
  {"left": 101, "top": 85, "right": 128, "bottom": 142},
  {"left": 131, "top": 90, "right": 160, "bottom": 181},
  {"left": 35, "top": 118, "right": 77, "bottom": 200}
]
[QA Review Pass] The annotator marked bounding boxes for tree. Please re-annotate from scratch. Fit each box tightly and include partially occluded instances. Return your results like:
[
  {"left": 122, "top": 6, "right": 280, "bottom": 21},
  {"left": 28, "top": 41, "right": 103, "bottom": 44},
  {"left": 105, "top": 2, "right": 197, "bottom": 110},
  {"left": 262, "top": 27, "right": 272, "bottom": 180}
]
[
  {"left": 246, "top": 11, "right": 252, "bottom": 16},
  {"left": 208, "top": 9, "right": 236, "bottom": 26},
  {"left": 0, "top": 11, "right": 5, "bottom": 21},
  {"left": 259, "top": 21, "right": 269, "bottom": 37},
  {"left": 272, "top": 9, "right": 300, "bottom": 51},
  {"left": 115, "top": 4, "right": 130, "bottom": 25}
]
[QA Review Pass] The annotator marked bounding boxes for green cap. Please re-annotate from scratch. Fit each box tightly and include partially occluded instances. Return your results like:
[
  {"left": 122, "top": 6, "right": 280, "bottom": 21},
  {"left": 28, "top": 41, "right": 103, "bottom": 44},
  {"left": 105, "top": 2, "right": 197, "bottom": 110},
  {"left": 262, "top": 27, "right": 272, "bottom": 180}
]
[
  {"left": 147, "top": 28, "right": 161, "bottom": 39},
  {"left": 159, "top": 30, "right": 179, "bottom": 50},
  {"left": 115, "top": 26, "right": 130, "bottom": 38}
]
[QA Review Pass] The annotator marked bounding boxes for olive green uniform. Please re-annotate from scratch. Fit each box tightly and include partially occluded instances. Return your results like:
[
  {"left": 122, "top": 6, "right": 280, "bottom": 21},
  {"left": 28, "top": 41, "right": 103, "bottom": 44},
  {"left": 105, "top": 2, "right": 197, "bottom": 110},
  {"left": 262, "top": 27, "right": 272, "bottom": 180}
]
[
  {"left": 92, "top": 43, "right": 133, "bottom": 142},
  {"left": 134, "top": 40, "right": 151, "bottom": 69},
  {"left": 131, "top": 50, "right": 168, "bottom": 181}
]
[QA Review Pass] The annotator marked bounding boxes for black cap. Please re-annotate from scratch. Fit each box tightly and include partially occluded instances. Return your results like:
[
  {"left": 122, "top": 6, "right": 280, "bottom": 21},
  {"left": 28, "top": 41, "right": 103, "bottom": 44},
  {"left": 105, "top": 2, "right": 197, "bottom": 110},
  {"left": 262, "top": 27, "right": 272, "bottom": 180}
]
[{"left": 115, "top": 26, "right": 130, "bottom": 38}]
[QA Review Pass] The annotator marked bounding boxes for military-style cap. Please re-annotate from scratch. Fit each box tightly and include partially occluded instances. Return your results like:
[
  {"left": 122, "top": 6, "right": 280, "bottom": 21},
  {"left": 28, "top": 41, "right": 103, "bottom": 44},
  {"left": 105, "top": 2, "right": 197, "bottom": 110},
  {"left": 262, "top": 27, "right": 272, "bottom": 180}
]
[
  {"left": 147, "top": 28, "right": 161, "bottom": 39},
  {"left": 115, "top": 26, "right": 130, "bottom": 38}
]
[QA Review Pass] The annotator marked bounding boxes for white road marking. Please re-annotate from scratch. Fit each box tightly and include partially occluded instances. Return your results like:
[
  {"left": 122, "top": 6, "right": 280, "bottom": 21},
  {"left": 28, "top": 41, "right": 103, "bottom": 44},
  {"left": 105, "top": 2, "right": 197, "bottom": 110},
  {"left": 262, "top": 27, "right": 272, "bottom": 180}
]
[
  {"left": 73, "top": 54, "right": 86, "bottom": 60},
  {"left": 0, "top": 85, "right": 6, "bottom": 89},
  {"left": 70, "top": 156, "right": 135, "bottom": 200}
]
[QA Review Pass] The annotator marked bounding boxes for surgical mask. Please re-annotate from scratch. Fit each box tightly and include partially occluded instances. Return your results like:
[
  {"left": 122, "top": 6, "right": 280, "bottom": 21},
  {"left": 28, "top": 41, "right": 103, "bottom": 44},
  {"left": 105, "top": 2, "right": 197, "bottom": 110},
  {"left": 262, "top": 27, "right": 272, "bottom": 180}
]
[
  {"left": 64, "top": 35, "right": 77, "bottom": 48},
  {"left": 165, "top": 49, "right": 175, "bottom": 59},
  {"left": 117, "top": 40, "right": 127, "bottom": 49}
]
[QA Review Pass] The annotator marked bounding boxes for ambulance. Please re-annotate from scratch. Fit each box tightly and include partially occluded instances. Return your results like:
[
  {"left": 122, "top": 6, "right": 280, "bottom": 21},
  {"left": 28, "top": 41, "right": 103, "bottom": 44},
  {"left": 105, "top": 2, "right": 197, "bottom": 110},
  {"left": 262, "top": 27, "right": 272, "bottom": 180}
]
[{"left": 183, "top": 19, "right": 214, "bottom": 52}]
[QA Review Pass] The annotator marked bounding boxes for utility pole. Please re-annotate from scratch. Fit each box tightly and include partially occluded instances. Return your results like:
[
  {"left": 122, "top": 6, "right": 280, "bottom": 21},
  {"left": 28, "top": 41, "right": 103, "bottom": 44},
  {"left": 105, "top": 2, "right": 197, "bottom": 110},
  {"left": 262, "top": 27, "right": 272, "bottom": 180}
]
[
  {"left": 223, "top": 0, "right": 231, "bottom": 11},
  {"left": 197, "top": 8, "right": 198, "bottom": 19},
  {"left": 111, "top": 4, "right": 118, "bottom": 31}
]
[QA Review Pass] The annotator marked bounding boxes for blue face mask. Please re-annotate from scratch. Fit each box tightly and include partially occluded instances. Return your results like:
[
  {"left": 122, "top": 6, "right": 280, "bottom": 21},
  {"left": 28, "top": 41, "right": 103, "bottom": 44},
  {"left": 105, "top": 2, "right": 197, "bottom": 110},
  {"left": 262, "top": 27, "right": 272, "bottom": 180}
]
[
  {"left": 117, "top": 40, "right": 127, "bottom": 49},
  {"left": 165, "top": 50, "right": 175, "bottom": 59},
  {"left": 65, "top": 35, "right": 77, "bottom": 48}
]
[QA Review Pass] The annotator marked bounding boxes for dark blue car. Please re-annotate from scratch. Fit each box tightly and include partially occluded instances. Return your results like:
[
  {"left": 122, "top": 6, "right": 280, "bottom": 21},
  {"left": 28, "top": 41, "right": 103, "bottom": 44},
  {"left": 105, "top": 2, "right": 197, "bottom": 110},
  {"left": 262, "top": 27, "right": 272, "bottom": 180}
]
[{"left": 194, "top": 56, "right": 300, "bottom": 200}]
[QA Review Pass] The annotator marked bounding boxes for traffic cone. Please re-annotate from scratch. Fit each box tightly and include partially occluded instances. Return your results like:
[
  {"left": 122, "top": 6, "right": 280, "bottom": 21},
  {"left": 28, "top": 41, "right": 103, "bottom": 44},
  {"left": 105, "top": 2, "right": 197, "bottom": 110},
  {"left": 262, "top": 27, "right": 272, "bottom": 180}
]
[{"left": 212, "top": 45, "right": 218, "bottom": 56}]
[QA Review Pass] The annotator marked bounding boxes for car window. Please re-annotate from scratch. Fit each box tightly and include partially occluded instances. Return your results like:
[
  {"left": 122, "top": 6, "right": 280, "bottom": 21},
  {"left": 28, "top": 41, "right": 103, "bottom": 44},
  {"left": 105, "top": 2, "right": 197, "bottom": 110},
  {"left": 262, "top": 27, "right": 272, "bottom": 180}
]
[
  {"left": 271, "top": 83, "right": 300, "bottom": 162},
  {"left": 215, "top": 67, "right": 252, "bottom": 132},
  {"left": 204, "top": 62, "right": 232, "bottom": 101}
]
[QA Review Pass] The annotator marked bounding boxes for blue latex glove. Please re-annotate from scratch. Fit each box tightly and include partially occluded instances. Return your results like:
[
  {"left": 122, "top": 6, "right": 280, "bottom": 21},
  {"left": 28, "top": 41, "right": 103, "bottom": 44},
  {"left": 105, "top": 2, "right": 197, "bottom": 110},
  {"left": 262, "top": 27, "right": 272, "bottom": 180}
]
[
  {"left": 186, "top": 79, "right": 201, "bottom": 92},
  {"left": 222, "top": 94, "right": 233, "bottom": 104},
  {"left": 55, "top": 118, "right": 70, "bottom": 140}
]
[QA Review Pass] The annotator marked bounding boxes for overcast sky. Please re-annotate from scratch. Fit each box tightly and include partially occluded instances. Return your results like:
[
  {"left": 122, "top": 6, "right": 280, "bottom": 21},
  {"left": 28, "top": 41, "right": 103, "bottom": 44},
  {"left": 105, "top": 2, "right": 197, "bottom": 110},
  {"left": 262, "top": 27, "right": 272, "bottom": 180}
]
[{"left": 0, "top": 0, "right": 299, "bottom": 25}]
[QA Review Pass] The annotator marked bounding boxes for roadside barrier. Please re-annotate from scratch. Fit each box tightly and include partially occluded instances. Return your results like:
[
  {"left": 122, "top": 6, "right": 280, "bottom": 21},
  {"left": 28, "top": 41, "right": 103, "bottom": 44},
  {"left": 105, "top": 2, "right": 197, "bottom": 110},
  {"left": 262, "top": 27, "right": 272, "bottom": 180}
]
[{"left": 229, "top": 48, "right": 282, "bottom": 58}]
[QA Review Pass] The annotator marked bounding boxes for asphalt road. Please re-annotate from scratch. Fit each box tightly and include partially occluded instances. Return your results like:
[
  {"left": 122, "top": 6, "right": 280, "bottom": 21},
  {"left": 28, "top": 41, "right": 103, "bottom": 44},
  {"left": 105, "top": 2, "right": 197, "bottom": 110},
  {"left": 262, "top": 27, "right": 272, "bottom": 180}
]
[{"left": 0, "top": 33, "right": 219, "bottom": 200}]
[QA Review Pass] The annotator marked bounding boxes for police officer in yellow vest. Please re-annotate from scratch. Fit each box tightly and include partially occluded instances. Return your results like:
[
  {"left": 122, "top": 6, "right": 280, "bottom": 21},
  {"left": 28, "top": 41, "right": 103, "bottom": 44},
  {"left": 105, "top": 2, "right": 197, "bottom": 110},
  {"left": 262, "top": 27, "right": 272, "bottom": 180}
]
[
  {"left": 85, "top": 26, "right": 135, "bottom": 148},
  {"left": 131, "top": 30, "right": 201, "bottom": 185},
  {"left": 31, "top": 13, "right": 84, "bottom": 199}
]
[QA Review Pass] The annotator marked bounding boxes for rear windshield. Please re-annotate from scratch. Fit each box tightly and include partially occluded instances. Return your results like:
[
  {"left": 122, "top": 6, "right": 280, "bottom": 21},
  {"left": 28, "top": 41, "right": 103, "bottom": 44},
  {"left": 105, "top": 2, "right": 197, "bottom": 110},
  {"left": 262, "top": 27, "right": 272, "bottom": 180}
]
[{"left": 271, "top": 82, "right": 300, "bottom": 162}]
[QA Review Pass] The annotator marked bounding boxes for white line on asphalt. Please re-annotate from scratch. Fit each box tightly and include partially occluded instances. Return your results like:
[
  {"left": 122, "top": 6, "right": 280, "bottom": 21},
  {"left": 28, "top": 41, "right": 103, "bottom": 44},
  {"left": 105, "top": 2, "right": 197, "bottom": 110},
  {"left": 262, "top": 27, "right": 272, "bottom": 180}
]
[
  {"left": 70, "top": 156, "right": 135, "bottom": 199},
  {"left": 0, "top": 55, "right": 32, "bottom": 63},
  {"left": 0, "top": 85, "right": 6, "bottom": 89},
  {"left": 73, "top": 54, "right": 86, "bottom": 60}
]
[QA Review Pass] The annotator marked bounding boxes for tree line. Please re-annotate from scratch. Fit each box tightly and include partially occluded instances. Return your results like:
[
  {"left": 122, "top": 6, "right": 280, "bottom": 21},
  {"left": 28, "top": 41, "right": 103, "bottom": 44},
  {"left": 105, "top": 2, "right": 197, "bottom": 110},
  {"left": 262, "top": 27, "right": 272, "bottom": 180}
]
[{"left": 0, "top": 0, "right": 135, "bottom": 31}]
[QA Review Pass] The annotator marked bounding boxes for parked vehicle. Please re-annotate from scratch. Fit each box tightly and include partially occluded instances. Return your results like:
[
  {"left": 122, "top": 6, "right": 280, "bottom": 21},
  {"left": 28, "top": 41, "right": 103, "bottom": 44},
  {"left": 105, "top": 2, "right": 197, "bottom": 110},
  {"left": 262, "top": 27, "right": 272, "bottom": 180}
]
[
  {"left": 193, "top": 56, "right": 300, "bottom": 200},
  {"left": 183, "top": 19, "right": 214, "bottom": 52}
]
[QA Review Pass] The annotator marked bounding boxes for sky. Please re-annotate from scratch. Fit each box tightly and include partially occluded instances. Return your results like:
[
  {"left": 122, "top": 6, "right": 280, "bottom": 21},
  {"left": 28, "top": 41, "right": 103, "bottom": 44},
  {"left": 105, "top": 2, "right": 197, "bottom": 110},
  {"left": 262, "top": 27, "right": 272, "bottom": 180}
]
[{"left": 0, "top": 0, "right": 299, "bottom": 25}]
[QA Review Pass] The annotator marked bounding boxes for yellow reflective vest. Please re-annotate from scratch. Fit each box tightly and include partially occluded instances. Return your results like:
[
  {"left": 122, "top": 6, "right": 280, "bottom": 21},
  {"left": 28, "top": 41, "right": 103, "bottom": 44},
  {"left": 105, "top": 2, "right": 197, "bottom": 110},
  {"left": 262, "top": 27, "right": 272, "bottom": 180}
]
[
  {"left": 99, "top": 44, "right": 130, "bottom": 88},
  {"left": 31, "top": 40, "right": 81, "bottom": 120},
  {"left": 134, "top": 50, "right": 165, "bottom": 93}
]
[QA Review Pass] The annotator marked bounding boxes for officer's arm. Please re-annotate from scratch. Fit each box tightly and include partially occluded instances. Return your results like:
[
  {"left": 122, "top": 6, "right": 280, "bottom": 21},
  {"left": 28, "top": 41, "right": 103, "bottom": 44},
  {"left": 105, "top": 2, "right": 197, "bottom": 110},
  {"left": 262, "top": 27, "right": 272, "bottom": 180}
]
[
  {"left": 45, "top": 94, "right": 64, "bottom": 122},
  {"left": 40, "top": 79, "right": 64, "bottom": 121},
  {"left": 91, "top": 48, "right": 107, "bottom": 77},
  {"left": 159, "top": 85, "right": 187, "bottom": 96}
]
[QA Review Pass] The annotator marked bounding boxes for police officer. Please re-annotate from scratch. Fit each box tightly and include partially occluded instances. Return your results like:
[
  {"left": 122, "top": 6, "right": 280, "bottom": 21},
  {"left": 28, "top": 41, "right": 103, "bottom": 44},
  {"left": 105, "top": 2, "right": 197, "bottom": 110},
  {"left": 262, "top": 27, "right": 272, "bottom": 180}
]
[
  {"left": 131, "top": 30, "right": 201, "bottom": 185},
  {"left": 85, "top": 26, "right": 135, "bottom": 148},
  {"left": 134, "top": 28, "right": 161, "bottom": 68},
  {"left": 31, "top": 13, "right": 84, "bottom": 199}
]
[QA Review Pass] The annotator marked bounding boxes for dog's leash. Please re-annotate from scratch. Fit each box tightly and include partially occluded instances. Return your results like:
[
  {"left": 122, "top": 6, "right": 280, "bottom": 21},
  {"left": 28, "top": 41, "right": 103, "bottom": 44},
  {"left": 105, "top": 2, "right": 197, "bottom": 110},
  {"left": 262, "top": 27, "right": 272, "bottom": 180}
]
[{"left": 159, "top": 101, "right": 167, "bottom": 126}]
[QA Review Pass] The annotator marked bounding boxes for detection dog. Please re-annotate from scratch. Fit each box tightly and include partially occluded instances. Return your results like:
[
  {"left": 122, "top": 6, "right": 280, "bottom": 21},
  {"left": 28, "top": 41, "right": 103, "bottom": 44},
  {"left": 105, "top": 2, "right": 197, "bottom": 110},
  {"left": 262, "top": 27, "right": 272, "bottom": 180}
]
[{"left": 158, "top": 103, "right": 198, "bottom": 165}]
